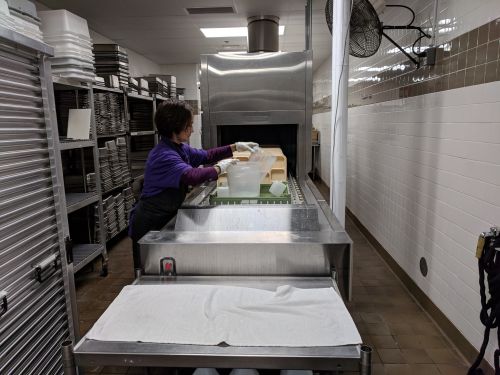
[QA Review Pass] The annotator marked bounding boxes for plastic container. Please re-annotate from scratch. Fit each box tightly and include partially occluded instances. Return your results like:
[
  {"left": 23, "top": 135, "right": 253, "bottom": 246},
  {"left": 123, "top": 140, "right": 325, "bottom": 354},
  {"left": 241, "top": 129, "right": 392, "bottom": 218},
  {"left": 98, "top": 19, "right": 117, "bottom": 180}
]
[
  {"left": 227, "top": 162, "right": 261, "bottom": 197},
  {"left": 269, "top": 181, "right": 287, "bottom": 197},
  {"left": 39, "top": 9, "right": 90, "bottom": 39},
  {"left": 249, "top": 147, "right": 276, "bottom": 182}
]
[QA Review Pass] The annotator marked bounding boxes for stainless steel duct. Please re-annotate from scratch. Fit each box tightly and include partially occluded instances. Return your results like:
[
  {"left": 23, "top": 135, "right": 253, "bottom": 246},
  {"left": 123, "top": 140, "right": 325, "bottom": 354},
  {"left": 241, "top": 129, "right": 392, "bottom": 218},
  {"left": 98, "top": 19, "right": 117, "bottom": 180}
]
[{"left": 247, "top": 15, "right": 280, "bottom": 52}]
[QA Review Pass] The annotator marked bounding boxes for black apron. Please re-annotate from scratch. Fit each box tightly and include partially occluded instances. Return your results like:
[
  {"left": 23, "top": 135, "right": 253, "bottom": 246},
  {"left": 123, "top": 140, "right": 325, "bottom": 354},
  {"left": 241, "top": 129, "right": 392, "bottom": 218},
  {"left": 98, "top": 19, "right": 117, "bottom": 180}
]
[
  {"left": 130, "top": 186, "right": 187, "bottom": 269},
  {"left": 130, "top": 141, "right": 189, "bottom": 269}
]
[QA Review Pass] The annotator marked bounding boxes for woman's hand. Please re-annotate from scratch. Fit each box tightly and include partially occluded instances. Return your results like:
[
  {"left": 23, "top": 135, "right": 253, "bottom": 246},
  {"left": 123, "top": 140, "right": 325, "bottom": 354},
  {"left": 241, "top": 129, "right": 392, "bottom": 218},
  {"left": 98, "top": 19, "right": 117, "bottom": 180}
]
[
  {"left": 234, "top": 142, "right": 259, "bottom": 153},
  {"left": 215, "top": 159, "right": 238, "bottom": 174}
]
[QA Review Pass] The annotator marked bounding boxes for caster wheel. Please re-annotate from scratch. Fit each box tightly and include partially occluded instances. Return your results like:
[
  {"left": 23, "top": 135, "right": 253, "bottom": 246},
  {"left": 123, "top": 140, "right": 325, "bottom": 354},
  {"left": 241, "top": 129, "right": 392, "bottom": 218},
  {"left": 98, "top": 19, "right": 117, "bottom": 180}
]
[{"left": 100, "top": 265, "right": 108, "bottom": 277}]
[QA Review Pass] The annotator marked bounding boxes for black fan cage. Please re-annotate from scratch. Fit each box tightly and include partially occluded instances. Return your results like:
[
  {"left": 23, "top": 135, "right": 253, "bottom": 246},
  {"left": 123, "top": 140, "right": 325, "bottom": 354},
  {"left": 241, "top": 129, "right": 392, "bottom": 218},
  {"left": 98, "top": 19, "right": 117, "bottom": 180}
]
[{"left": 325, "top": 0, "right": 383, "bottom": 58}]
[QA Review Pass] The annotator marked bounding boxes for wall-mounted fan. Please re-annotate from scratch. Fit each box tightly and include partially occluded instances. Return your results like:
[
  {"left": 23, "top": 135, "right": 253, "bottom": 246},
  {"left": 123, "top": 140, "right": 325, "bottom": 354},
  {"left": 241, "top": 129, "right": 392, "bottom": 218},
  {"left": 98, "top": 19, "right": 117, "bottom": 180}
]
[{"left": 325, "top": 0, "right": 431, "bottom": 67}]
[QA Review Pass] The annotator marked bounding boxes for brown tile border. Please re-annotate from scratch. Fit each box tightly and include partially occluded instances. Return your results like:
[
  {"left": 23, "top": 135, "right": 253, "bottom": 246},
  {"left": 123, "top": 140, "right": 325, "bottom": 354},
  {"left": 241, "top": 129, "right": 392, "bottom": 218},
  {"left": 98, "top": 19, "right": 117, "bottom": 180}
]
[
  {"left": 346, "top": 208, "right": 495, "bottom": 374},
  {"left": 311, "top": 18, "right": 500, "bottom": 110}
]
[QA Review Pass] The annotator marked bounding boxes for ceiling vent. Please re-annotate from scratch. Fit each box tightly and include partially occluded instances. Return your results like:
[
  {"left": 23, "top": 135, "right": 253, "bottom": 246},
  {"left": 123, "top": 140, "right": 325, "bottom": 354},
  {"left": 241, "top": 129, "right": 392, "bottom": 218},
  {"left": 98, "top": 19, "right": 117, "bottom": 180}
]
[{"left": 186, "top": 7, "right": 236, "bottom": 15}]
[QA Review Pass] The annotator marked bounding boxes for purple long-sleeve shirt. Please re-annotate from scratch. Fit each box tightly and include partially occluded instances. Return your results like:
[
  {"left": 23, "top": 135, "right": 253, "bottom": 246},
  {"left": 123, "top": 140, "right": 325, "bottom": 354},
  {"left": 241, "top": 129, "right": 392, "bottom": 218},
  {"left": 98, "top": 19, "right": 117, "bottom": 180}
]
[{"left": 141, "top": 138, "right": 232, "bottom": 198}]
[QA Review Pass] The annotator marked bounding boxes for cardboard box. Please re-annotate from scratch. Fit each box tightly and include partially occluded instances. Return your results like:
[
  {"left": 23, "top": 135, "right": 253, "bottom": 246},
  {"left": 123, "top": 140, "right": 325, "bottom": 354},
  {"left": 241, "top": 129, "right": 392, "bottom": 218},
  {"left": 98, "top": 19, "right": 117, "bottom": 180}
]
[{"left": 312, "top": 128, "right": 319, "bottom": 143}]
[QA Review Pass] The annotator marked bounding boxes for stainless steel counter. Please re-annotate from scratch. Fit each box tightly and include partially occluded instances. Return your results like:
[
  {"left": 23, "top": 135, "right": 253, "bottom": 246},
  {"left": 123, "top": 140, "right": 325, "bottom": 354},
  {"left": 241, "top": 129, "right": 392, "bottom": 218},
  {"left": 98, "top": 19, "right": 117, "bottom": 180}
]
[{"left": 139, "top": 178, "right": 353, "bottom": 300}]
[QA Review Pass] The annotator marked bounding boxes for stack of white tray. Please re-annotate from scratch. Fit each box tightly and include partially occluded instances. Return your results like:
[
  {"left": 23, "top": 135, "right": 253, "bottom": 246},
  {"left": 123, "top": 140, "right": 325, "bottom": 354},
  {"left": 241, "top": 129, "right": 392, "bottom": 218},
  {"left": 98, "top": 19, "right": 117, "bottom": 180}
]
[
  {"left": 6, "top": 0, "right": 43, "bottom": 42},
  {"left": 39, "top": 9, "right": 95, "bottom": 82}
]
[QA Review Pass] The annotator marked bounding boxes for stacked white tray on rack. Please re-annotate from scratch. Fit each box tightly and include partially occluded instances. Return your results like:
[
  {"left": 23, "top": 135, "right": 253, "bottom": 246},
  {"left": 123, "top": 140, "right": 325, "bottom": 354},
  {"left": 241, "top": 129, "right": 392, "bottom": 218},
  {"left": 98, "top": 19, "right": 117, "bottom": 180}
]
[
  {"left": 0, "top": 0, "right": 18, "bottom": 31},
  {"left": 5, "top": 0, "right": 43, "bottom": 41},
  {"left": 39, "top": 9, "right": 95, "bottom": 82}
]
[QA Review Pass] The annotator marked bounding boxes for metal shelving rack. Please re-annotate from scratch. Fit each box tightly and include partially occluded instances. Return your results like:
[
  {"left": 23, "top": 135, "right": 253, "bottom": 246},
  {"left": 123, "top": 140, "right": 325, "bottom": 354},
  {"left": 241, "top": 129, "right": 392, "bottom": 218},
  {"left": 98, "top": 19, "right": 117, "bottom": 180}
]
[
  {"left": 56, "top": 81, "right": 158, "bottom": 248},
  {"left": 126, "top": 92, "right": 158, "bottom": 195},
  {"left": 66, "top": 193, "right": 100, "bottom": 214},
  {"left": 55, "top": 84, "right": 159, "bottom": 253},
  {"left": 93, "top": 87, "right": 133, "bottom": 243},
  {"left": 53, "top": 78, "right": 108, "bottom": 276},
  {"left": 0, "top": 25, "right": 77, "bottom": 373}
]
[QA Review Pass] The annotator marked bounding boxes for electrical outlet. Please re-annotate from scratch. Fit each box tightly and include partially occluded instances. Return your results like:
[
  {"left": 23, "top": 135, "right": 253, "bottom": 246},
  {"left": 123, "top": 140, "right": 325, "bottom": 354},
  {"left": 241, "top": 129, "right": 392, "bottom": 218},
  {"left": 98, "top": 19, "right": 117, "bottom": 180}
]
[{"left": 424, "top": 46, "right": 437, "bottom": 66}]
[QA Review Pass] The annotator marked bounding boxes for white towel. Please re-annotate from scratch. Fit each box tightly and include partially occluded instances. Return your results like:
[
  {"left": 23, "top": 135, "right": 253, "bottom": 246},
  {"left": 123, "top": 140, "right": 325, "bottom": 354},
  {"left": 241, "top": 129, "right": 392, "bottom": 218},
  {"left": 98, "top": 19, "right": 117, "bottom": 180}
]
[{"left": 86, "top": 284, "right": 361, "bottom": 347}]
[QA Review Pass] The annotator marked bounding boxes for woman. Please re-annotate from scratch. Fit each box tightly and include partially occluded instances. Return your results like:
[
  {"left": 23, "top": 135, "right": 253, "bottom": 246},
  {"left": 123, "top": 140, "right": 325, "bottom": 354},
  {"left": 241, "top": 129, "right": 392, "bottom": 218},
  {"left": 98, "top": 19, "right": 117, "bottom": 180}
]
[{"left": 129, "top": 99, "right": 258, "bottom": 268}]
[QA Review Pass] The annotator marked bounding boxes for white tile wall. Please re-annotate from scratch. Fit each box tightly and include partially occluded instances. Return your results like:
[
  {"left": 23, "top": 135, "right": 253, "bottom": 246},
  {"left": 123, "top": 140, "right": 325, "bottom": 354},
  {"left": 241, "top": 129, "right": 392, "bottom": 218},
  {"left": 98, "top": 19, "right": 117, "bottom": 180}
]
[
  {"left": 312, "top": 0, "right": 500, "bottom": 366},
  {"left": 347, "top": 81, "right": 500, "bottom": 364}
]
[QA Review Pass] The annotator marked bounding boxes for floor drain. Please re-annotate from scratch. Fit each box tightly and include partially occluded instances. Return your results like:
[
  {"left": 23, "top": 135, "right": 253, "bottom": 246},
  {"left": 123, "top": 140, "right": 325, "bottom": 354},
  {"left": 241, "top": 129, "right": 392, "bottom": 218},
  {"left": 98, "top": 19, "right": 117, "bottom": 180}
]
[{"left": 420, "top": 257, "right": 428, "bottom": 277}]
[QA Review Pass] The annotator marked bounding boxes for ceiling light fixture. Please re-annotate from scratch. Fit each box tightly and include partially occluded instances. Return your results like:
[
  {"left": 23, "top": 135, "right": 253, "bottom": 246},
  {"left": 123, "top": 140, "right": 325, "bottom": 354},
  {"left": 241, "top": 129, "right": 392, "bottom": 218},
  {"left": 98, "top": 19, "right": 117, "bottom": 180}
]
[{"left": 201, "top": 26, "right": 285, "bottom": 38}]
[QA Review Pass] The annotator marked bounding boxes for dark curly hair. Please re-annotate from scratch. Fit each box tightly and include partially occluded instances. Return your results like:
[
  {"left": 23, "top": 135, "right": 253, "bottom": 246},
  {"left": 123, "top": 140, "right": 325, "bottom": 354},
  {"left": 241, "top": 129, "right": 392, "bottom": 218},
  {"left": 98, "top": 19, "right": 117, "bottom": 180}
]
[{"left": 154, "top": 99, "right": 193, "bottom": 138}]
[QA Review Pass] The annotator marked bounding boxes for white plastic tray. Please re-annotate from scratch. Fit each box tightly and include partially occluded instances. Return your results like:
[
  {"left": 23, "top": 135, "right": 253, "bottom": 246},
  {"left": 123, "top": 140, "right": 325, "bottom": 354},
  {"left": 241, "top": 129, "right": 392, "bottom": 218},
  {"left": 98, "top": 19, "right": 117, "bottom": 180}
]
[
  {"left": 52, "top": 53, "right": 94, "bottom": 63},
  {"left": 52, "top": 70, "right": 96, "bottom": 82},
  {"left": 52, "top": 61, "right": 95, "bottom": 71},
  {"left": 51, "top": 46, "right": 93, "bottom": 57},
  {"left": 39, "top": 9, "right": 90, "bottom": 39},
  {"left": 6, "top": 0, "right": 37, "bottom": 19},
  {"left": 45, "top": 33, "right": 92, "bottom": 44},
  {"left": 45, "top": 36, "right": 92, "bottom": 49}
]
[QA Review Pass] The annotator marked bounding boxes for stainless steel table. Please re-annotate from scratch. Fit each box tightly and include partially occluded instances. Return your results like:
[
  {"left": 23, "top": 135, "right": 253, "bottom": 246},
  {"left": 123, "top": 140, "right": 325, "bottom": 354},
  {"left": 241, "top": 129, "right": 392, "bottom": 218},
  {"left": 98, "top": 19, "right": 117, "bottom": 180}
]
[{"left": 69, "top": 276, "right": 365, "bottom": 372}]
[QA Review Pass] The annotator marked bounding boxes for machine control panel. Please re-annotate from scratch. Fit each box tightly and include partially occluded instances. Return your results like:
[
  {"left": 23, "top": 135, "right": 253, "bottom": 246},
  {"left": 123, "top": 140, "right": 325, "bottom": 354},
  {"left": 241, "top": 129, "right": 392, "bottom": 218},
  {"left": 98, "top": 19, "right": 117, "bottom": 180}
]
[{"left": 160, "top": 257, "right": 177, "bottom": 277}]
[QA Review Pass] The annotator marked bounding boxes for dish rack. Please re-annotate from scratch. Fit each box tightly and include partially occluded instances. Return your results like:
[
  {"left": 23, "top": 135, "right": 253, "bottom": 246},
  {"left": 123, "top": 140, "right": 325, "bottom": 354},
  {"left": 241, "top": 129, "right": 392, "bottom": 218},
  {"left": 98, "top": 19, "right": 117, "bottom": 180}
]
[{"left": 210, "top": 184, "right": 291, "bottom": 205}]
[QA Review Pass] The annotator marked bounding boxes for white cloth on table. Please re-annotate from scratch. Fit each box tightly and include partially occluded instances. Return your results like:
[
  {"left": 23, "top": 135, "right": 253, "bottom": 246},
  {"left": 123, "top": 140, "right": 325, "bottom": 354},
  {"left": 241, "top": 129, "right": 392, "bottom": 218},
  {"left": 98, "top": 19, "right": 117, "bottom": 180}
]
[{"left": 86, "top": 284, "right": 362, "bottom": 347}]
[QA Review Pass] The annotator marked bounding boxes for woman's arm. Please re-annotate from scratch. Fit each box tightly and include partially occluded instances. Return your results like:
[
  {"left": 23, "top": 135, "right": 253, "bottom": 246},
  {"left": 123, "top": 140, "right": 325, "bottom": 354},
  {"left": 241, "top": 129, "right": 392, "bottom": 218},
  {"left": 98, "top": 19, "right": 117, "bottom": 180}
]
[
  {"left": 205, "top": 144, "right": 235, "bottom": 164},
  {"left": 180, "top": 166, "right": 219, "bottom": 186}
]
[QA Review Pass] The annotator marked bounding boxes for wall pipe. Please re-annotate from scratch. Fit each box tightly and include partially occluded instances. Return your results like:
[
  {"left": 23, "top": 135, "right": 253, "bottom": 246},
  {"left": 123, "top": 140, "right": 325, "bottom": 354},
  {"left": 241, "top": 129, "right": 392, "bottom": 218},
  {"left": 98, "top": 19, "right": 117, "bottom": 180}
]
[
  {"left": 329, "top": 0, "right": 351, "bottom": 227},
  {"left": 431, "top": 0, "right": 439, "bottom": 46},
  {"left": 305, "top": 0, "right": 312, "bottom": 50}
]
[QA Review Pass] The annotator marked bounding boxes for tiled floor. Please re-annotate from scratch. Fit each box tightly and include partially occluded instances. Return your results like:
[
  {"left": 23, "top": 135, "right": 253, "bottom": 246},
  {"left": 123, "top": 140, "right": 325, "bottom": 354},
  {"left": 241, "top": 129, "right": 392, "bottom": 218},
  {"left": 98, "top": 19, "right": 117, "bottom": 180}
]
[
  {"left": 344, "top": 217, "right": 469, "bottom": 374},
  {"left": 75, "top": 215, "right": 471, "bottom": 375}
]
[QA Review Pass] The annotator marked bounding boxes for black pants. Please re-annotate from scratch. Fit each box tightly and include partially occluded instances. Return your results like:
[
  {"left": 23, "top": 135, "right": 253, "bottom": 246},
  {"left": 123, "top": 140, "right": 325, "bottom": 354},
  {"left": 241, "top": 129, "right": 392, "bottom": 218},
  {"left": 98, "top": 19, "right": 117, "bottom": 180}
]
[{"left": 130, "top": 187, "right": 186, "bottom": 269}]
